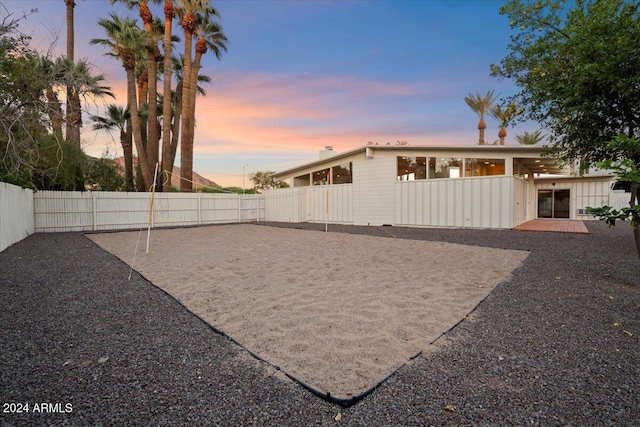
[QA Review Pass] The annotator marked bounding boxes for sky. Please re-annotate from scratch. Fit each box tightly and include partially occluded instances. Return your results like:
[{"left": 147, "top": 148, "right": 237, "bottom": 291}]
[{"left": 3, "top": 0, "right": 542, "bottom": 188}]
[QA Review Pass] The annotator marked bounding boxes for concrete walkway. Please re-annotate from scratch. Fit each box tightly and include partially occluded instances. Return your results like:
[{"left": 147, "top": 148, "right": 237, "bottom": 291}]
[{"left": 514, "top": 219, "right": 589, "bottom": 233}]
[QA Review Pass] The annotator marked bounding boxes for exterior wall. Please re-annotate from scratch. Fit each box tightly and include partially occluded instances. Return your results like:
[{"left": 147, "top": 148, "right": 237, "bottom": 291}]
[
  {"left": 0, "top": 182, "right": 34, "bottom": 252},
  {"left": 534, "top": 177, "right": 614, "bottom": 220},
  {"left": 352, "top": 152, "right": 396, "bottom": 225},
  {"left": 395, "top": 176, "right": 518, "bottom": 229},
  {"left": 34, "top": 191, "right": 264, "bottom": 233}
]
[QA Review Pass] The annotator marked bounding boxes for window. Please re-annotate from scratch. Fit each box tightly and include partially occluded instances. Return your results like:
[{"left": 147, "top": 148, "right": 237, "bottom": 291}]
[
  {"left": 312, "top": 168, "right": 330, "bottom": 185},
  {"left": 465, "top": 158, "right": 505, "bottom": 177},
  {"left": 397, "top": 156, "right": 426, "bottom": 181},
  {"left": 332, "top": 162, "right": 353, "bottom": 184},
  {"left": 294, "top": 174, "right": 310, "bottom": 186},
  {"left": 429, "top": 157, "right": 461, "bottom": 179}
]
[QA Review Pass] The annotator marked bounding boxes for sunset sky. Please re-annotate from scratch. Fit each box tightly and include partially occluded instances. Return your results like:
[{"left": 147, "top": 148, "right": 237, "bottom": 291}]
[{"left": 5, "top": 0, "right": 541, "bottom": 188}]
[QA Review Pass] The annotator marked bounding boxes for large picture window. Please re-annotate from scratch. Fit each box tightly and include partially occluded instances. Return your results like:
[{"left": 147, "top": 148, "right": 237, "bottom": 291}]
[
  {"left": 397, "top": 156, "right": 426, "bottom": 181},
  {"left": 332, "top": 162, "right": 353, "bottom": 184},
  {"left": 465, "top": 158, "right": 505, "bottom": 177},
  {"left": 429, "top": 157, "right": 462, "bottom": 179},
  {"left": 398, "top": 156, "right": 506, "bottom": 180}
]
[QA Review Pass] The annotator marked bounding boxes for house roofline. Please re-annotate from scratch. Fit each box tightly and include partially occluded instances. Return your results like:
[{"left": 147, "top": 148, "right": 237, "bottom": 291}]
[{"left": 273, "top": 144, "right": 550, "bottom": 179}]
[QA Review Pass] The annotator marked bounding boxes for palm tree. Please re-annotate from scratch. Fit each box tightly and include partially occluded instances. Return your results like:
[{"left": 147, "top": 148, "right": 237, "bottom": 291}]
[
  {"left": 111, "top": 0, "right": 165, "bottom": 186},
  {"left": 91, "top": 13, "right": 153, "bottom": 190},
  {"left": 91, "top": 104, "right": 135, "bottom": 190},
  {"left": 64, "top": 0, "right": 82, "bottom": 150},
  {"left": 176, "top": 0, "right": 219, "bottom": 192},
  {"left": 161, "top": 0, "right": 176, "bottom": 192},
  {"left": 162, "top": 54, "right": 210, "bottom": 191},
  {"left": 490, "top": 102, "right": 519, "bottom": 145},
  {"left": 464, "top": 90, "right": 498, "bottom": 145},
  {"left": 515, "top": 130, "right": 546, "bottom": 145}
]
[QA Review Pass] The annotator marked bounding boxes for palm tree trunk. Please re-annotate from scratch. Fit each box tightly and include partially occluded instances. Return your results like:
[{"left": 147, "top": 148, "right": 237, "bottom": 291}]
[
  {"left": 121, "top": 128, "right": 134, "bottom": 191},
  {"left": 127, "top": 67, "right": 152, "bottom": 190},
  {"left": 180, "top": 22, "right": 194, "bottom": 192},
  {"left": 161, "top": 0, "right": 174, "bottom": 193},
  {"left": 147, "top": 49, "right": 160, "bottom": 182},
  {"left": 64, "top": 0, "right": 77, "bottom": 148},
  {"left": 498, "top": 126, "right": 507, "bottom": 145},
  {"left": 169, "top": 81, "right": 183, "bottom": 188},
  {"left": 186, "top": 43, "right": 205, "bottom": 170},
  {"left": 478, "top": 119, "right": 486, "bottom": 145}
]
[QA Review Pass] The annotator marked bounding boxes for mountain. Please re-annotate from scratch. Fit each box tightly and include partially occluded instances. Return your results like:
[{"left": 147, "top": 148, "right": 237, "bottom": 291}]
[{"left": 112, "top": 157, "right": 220, "bottom": 189}]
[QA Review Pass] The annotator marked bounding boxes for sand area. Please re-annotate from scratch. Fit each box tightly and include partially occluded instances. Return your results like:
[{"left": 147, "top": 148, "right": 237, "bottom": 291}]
[{"left": 89, "top": 224, "right": 528, "bottom": 399}]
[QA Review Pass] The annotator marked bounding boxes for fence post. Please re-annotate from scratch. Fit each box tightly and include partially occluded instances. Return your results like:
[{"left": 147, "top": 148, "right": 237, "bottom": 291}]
[
  {"left": 238, "top": 194, "right": 241, "bottom": 223},
  {"left": 92, "top": 192, "right": 97, "bottom": 231},
  {"left": 198, "top": 193, "right": 202, "bottom": 226}
]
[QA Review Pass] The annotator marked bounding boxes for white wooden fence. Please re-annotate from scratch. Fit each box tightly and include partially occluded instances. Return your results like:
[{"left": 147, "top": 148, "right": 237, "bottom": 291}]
[
  {"left": 33, "top": 191, "right": 265, "bottom": 233},
  {"left": 264, "top": 185, "right": 353, "bottom": 224},
  {"left": 0, "top": 179, "right": 635, "bottom": 252},
  {"left": 0, "top": 182, "right": 34, "bottom": 252}
]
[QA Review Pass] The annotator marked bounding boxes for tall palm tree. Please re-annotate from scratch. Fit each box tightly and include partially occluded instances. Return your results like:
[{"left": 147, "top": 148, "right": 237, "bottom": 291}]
[
  {"left": 64, "top": 0, "right": 82, "bottom": 150},
  {"left": 176, "top": 0, "right": 219, "bottom": 192},
  {"left": 490, "top": 102, "right": 519, "bottom": 145},
  {"left": 464, "top": 90, "right": 498, "bottom": 145},
  {"left": 161, "top": 0, "right": 176, "bottom": 192},
  {"left": 91, "top": 13, "right": 153, "bottom": 190},
  {"left": 91, "top": 104, "right": 135, "bottom": 190},
  {"left": 162, "top": 54, "right": 210, "bottom": 191},
  {"left": 111, "top": 0, "right": 164, "bottom": 185},
  {"left": 515, "top": 130, "right": 546, "bottom": 145}
]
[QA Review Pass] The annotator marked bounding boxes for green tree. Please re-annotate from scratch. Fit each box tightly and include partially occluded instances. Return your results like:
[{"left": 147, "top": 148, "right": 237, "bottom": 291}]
[
  {"left": 492, "top": 0, "right": 640, "bottom": 257},
  {"left": 464, "top": 90, "right": 498, "bottom": 145},
  {"left": 84, "top": 153, "right": 126, "bottom": 191},
  {"left": 91, "top": 104, "right": 135, "bottom": 190},
  {"left": 250, "top": 171, "right": 289, "bottom": 193},
  {"left": 91, "top": 13, "right": 153, "bottom": 190},
  {"left": 587, "top": 136, "right": 640, "bottom": 259},
  {"left": 0, "top": 11, "right": 111, "bottom": 190},
  {"left": 515, "top": 129, "right": 545, "bottom": 145}
]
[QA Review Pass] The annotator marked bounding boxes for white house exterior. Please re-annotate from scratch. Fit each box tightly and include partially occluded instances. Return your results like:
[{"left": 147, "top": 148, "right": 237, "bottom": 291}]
[{"left": 266, "top": 144, "right": 619, "bottom": 229}]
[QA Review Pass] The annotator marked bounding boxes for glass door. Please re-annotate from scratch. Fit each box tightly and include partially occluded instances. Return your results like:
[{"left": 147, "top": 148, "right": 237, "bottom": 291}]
[{"left": 538, "top": 189, "right": 570, "bottom": 219}]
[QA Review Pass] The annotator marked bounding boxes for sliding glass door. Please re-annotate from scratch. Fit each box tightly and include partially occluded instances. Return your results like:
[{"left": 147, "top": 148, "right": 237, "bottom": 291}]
[{"left": 537, "top": 189, "right": 570, "bottom": 219}]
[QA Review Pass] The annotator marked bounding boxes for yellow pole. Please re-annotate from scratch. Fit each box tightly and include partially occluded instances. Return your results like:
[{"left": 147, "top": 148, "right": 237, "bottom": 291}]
[{"left": 146, "top": 162, "right": 159, "bottom": 253}]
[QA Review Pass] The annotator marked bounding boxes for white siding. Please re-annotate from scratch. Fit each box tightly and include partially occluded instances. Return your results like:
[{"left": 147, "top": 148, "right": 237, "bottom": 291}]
[
  {"left": 352, "top": 153, "right": 396, "bottom": 225},
  {"left": 610, "top": 191, "right": 630, "bottom": 210},
  {"left": 0, "top": 182, "right": 34, "bottom": 252},
  {"left": 395, "top": 176, "right": 516, "bottom": 229},
  {"left": 536, "top": 178, "right": 615, "bottom": 219}
]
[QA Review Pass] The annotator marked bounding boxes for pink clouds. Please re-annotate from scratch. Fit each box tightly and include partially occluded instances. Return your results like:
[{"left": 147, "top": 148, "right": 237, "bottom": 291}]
[{"left": 191, "top": 70, "right": 449, "bottom": 159}]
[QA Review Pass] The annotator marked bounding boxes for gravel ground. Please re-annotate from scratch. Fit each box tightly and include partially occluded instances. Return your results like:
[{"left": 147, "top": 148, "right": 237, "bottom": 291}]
[{"left": 1, "top": 221, "right": 639, "bottom": 426}]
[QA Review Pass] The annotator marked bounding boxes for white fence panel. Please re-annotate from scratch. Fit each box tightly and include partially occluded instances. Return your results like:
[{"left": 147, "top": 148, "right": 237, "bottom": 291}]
[
  {"left": 395, "top": 176, "right": 515, "bottom": 229},
  {"left": 263, "top": 185, "right": 353, "bottom": 224},
  {"left": 0, "top": 182, "right": 34, "bottom": 252},
  {"left": 34, "top": 191, "right": 95, "bottom": 232},
  {"left": 34, "top": 191, "right": 264, "bottom": 233},
  {"left": 264, "top": 188, "right": 305, "bottom": 222}
]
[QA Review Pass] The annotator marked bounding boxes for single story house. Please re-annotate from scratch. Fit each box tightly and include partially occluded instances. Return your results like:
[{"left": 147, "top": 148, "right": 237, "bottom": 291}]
[{"left": 265, "top": 144, "right": 622, "bottom": 229}]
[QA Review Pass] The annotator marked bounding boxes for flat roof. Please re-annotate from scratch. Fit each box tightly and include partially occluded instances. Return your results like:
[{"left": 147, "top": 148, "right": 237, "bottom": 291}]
[{"left": 273, "top": 144, "right": 556, "bottom": 178}]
